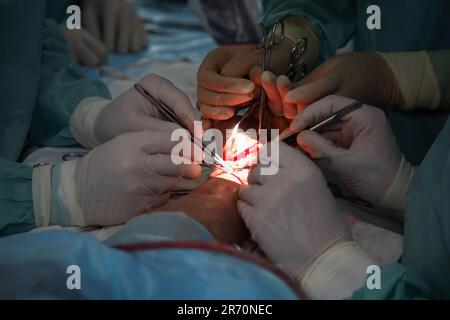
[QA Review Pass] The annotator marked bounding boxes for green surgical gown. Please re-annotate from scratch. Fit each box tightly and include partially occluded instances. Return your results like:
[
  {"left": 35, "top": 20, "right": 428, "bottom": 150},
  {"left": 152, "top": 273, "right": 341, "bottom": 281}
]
[
  {"left": 351, "top": 114, "right": 450, "bottom": 299},
  {"left": 262, "top": 0, "right": 450, "bottom": 165},
  {"left": 0, "top": 0, "right": 110, "bottom": 236}
]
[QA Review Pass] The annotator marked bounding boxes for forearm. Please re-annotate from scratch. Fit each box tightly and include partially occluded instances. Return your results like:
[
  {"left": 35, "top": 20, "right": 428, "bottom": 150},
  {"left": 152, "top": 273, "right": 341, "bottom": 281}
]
[
  {"left": 378, "top": 50, "right": 450, "bottom": 111},
  {"left": 262, "top": 0, "right": 356, "bottom": 61}
]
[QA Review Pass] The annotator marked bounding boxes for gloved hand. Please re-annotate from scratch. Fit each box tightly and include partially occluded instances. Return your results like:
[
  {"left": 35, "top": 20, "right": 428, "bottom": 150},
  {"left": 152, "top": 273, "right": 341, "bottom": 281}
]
[
  {"left": 290, "top": 95, "right": 415, "bottom": 211},
  {"left": 257, "top": 52, "right": 405, "bottom": 120},
  {"left": 81, "top": 0, "right": 147, "bottom": 53},
  {"left": 50, "top": 131, "right": 201, "bottom": 227},
  {"left": 238, "top": 142, "right": 351, "bottom": 279},
  {"left": 70, "top": 74, "right": 199, "bottom": 149},
  {"left": 155, "top": 176, "right": 249, "bottom": 245},
  {"left": 249, "top": 67, "right": 296, "bottom": 119},
  {"left": 197, "top": 43, "right": 293, "bottom": 125},
  {"left": 60, "top": 27, "right": 108, "bottom": 67}
]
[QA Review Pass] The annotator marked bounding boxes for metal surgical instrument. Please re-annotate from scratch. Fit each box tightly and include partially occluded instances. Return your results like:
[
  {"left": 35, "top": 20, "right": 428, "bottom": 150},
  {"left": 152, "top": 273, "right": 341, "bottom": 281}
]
[
  {"left": 133, "top": 83, "right": 233, "bottom": 173},
  {"left": 236, "top": 20, "right": 308, "bottom": 130}
]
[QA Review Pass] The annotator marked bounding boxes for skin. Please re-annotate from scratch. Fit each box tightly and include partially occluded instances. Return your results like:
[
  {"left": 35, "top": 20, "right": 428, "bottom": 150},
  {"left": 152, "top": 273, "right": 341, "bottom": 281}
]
[
  {"left": 197, "top": 39, "right": 296, "bottom": 123},
  {"left": 153, "top": 176, "right": 249, "bottom": 245}
]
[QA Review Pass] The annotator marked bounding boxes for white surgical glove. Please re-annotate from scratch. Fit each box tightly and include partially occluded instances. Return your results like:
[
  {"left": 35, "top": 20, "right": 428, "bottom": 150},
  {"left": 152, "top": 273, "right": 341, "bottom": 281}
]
[
  {"left": 289, "top": 95, "right": 415, "bottom": 212},
  {"left": 70, "top": 74, "right": 199, "bottom": 149},
  {"left": 33, "top": 131, "right": 201, "bottom": 227},
  {"left": 237, "top": 142, "right": 351, "bottom": 281},
  {"left": 82, "top": 0, "right": 147, "bottom": 53}
]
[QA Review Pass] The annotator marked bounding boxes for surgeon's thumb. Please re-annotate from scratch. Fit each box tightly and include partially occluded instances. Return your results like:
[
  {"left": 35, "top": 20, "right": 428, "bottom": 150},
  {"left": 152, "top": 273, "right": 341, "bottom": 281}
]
[{"left": 297, "top": 130, "right": 339, "bottom": 159}]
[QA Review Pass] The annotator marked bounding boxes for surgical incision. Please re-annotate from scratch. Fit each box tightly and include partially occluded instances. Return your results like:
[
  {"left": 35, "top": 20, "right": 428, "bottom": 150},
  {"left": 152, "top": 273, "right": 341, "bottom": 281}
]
[{"left": 211, "top": 126, "right": 261, "bottom": 185}]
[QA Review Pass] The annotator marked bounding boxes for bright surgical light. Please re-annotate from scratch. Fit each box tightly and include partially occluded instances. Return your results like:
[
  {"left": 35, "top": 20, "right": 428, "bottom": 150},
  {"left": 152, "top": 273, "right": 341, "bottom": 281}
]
[{"left": 211, "top": 125, "right": 261, "bottom": 185}]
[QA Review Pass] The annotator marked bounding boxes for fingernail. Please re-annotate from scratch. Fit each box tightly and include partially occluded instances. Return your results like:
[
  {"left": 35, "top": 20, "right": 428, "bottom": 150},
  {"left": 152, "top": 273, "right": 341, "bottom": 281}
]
[
  {"left": 277, "top": 75, "right": 290, "bottom": 87},
  {"left": 290, "top": 119, "right": 300, "bottom": 131},
  {"left": 261, "top": 71, "right": 276, "bottom": 82},
  {"left": 242, "top": 82, "right": 255, "bottom": 93}
]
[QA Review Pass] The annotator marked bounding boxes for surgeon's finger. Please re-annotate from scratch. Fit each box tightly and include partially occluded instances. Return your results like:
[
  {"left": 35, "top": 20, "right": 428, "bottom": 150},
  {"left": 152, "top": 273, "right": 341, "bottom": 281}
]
[
  {"left": 149, "top": 154, "right": 202, "bottom": 180},
  {"left": 145, "top": 192, "right": 171, "bottom": 210},
  {"left": 320, "top": 131, "right": 342, "bottom": 145},
  {"left": 261, "top": 71, "right": 283, "bottom": 115},
  {"left": 103, "top": 3, "right": 120, "bottom": 51},
  {"left": 297, "top": 130, "right": 342, "bottom": 159},
  {"left": 199, "top": 103, "right": 235, "bottom": 120},
  {"left": 247, "top": 164, "right": 272, "bottom": 185},
  {"left": 237, "top": 199, "right": 255, "bottom": 223},
  {"left": 131, "top": 18, "right": 143, "bottom": 52},
  {"left": 137, "top": 131, "right": 201, "bottom": 169},
  {"left": 198, "top": 71, "right": 255, "bottom": 95},
  {"left": 144, "top": 175, "right": 180, "bottom": 196},
  {"left": 239, "top": 185, "right": 262, "bottom": 206},
  {"left": 198, "top": 87, "right": 255, "bottom": 106},
  {"left": 137, "top": 74, "right": 197, "bottom": 133},
  {"left": 290, "top": 95, "right": 356, "bottom": 132},
  {"left": 277, "top": 76, "right": 297, "bottom": 119},
  {"left": 83, "top": 5, "right": 101, "bottom": 40},
  {"left": 82, "top": 31, "right": 108, "bottom": 64},
  {"left": 198, "top": 49, "right": 255, "bottom": 94},
  {"left": 74, "top": 39, "right": 103, "bottom": 67},
  {"left": 220, "top": 48, "right": 261, "bottom": 78},
  {"left": 284, "top": 74, "right": 340, "bottom": 107},
  {"left": 117, "top": 6, "right": 132, "bottom": 53},
  {"left": 201, "top": 117, "right": 212, "bottom": 130},
  {"left": 249, "top": 66, "right": 262, "bottom": 86}
]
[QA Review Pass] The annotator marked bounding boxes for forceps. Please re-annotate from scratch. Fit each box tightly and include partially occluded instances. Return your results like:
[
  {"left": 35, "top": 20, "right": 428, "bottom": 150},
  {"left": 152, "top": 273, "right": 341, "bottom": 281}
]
[
  {"left": 237, "top": 20, "right": 309, "bottom": 132},
  {"left": 237, "top": 21, "right": 285, "bottom": 131},
  {"left": 134, "top": 83, "right": 233, "bottom": 173}
]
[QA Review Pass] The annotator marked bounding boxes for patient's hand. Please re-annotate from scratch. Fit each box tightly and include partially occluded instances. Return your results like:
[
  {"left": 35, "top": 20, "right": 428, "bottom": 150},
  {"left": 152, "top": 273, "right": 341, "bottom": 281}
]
[{"left": 153, "top": 176, "right": 249, "bottom": 245}]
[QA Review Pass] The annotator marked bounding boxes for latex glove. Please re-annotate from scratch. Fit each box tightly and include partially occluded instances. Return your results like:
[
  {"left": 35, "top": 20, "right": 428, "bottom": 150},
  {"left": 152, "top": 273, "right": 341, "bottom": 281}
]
[
  {"left": 71, "top": 74, "right": 199, "bottom": 149},
  {"left": 238, "top": 142, "right": 351, "bottom": 279},
  {"left": 197, "top": 43, "right": 293, "bottom": 125},
  {"left": 290, "top": 95, "right": 415, "bottom": 211},
  {"left": 249, "top": 67, "right": 297, "bottom": 121},
  {"left": 51, "top": 131, "right": 201, "bottom": 227},
  {"left": 82, "top": 0, "right": 147, "bottom": 53},
  {"left": 258, "top": 52, "right": 404, "bottom": 120},
  {"left": 60, "top": 26, "right": 108, "bottom": 67}
]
